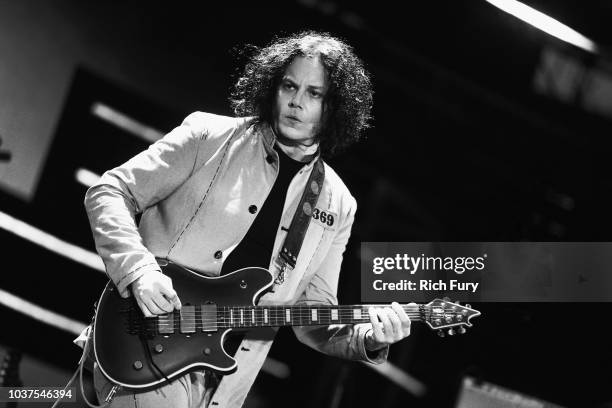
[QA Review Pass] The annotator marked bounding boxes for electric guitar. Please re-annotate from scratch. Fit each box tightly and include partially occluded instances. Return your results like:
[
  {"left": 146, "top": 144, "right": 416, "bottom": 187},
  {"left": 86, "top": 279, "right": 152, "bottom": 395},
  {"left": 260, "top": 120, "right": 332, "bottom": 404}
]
[{"left": 93, "top": 261, "right": 481, "bottom": 389}]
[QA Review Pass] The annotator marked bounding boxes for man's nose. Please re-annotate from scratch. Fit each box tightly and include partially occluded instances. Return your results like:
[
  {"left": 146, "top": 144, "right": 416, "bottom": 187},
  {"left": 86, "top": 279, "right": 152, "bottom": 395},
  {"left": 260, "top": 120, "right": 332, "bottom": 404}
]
[{"left": 289, "top": 90, "right": 304, "bottom": 109}]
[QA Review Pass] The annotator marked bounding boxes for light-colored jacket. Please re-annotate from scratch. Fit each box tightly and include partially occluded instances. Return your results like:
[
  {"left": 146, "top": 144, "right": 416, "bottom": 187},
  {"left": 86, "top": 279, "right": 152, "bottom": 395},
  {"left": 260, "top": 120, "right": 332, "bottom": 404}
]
[{"left": 84, "top": 112, "right": 388, "bottom": 407}]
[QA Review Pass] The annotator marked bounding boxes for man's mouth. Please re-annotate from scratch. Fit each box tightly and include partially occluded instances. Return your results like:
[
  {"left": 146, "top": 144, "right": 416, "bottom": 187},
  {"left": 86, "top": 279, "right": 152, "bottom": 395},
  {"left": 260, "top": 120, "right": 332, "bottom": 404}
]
[{"left": 285, "top": 115, "right": 301, "bottom": 122}]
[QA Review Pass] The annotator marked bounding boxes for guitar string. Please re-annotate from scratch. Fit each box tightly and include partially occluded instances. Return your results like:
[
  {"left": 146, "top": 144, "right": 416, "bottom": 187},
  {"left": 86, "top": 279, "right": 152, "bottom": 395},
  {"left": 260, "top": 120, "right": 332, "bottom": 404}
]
[
  {"left": 143, "top": 308, "right": 428, "bottom": 316},
  {"left": 138, "top": 312, "right": 434, "bottom": 322},
  {"left": 153, "top": 315, "right": 439, "bottom": 328},
  {"left": 154, "top": 318, "right": 428, "bottom": 327},
  {"left": 135, "top": 306, "right": 466, "bottom": 327},
  {"left": 152, "top": 312, "right": 427, "bottom": 319},
  {"left": 154, "top": 316, "right": 427, "bottom": 325},
  {"left": 150, "top": 313, "right": 426, "bottom": 323},
  {"left": 149, "top": 311, "right": 439, "bottom": 318},
  {"left": 151, "top": 309, "right": 457, "bottom": 316},
  {"left": 150, "top": 310, "right": 436, "bottom": 315},
  {"left": 146, "top": 312, "right": 464, "bottom": 319}
]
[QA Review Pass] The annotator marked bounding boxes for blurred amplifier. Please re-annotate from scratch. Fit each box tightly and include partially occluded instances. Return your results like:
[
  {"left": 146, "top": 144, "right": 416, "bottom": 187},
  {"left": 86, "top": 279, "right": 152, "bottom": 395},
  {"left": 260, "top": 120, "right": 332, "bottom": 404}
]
[{"left": 456, "top": 376, "right": 565, "bottom": 408}]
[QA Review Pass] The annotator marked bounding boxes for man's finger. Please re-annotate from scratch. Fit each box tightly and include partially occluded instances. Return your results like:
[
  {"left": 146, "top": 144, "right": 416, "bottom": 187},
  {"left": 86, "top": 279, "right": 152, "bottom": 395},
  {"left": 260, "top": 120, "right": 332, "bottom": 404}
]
[
  {"left": 391, "top": 302, "right": 410, "bottom": 323},
  {"left": 167, "top": 291, "right": 182, "bottom": 310},
  {"left": 160, "top": 285, "right": 182, "bottom": 310},
  {"left": 392, "top": 302, "right": 411, "bottom": 333},
  {"left": 385, "top": 307, "right": 403, "bottom": 339},
  {"left": 139, "top": 294, "right": 165, "bottom": 315},
  {"left": 376, "top": 308, "right": 392, "bottom": 340},
  {"left": 368, "top": 307, "right": 384, "bottom": 340},
  {"left": 136, "top": 297, "right": 154, "bottom": 318},
  {"left": 151, "top": 293, "right": 174, "bottom": 313}
]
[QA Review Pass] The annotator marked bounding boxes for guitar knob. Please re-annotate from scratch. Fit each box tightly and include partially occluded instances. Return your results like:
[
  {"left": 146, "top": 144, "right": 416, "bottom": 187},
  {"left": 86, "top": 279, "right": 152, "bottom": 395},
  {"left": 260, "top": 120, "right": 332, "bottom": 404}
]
[
  {"left": 154, "top": 344, "right": 164, "bottom": 353},
  {"left": 458, "top": 327, "right": 466, "bottom": 334},
  {"left": 448, "top": 328, "right": 455, "bottom": 336},
  {"left": 437, "top": 330, "right": 445, "bottom": 338},
  {"left": 133, "top": 360, "right": 143, "bottom": 370}
]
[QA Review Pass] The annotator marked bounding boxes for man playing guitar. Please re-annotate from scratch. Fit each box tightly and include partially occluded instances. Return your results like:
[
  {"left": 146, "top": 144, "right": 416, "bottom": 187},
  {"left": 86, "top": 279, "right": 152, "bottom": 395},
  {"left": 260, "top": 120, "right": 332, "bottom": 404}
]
[{"left": 84, "top": 31, "right": 411, "bottom": 407}]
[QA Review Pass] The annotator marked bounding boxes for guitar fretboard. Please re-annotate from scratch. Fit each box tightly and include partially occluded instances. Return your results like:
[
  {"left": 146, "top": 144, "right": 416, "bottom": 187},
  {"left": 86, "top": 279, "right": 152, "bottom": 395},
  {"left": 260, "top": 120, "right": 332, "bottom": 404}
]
[
  {"left": 218, "top": 304, "right": 424, "bottom": 328},
  {"left": 155, "top": 304, "right": 427, "bottom": 334}
]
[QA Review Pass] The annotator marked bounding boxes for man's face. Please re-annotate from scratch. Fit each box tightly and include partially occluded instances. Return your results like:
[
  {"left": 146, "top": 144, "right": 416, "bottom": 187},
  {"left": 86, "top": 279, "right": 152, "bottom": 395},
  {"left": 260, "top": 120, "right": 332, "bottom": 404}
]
[{"left": 273, "top": 55, "right": 328, "bottom": 146}]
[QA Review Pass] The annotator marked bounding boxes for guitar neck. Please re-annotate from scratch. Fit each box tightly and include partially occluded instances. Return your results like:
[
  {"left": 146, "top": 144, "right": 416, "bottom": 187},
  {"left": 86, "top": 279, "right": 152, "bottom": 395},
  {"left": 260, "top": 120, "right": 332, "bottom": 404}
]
[
  {"left": 156, "top": 299, "right": 477, "bottom": 334},
  {"left": 215, "top": 304, "right": 424, "bottom": 329}
]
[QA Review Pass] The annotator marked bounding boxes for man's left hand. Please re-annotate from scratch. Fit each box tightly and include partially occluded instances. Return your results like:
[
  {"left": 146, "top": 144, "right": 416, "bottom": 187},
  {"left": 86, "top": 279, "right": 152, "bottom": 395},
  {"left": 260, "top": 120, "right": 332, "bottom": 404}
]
[{"left": 366, "top": 302, "right": 413, "bottom": 351}]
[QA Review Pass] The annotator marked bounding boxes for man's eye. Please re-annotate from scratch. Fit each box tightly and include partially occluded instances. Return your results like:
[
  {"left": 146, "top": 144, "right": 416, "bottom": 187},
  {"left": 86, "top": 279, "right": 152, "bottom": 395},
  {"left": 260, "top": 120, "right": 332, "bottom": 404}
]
[
  {"left": 283, "top": 82, "right": 295, "bottom": 90},
  {"left": 310, "top": 91, "right": 321, "bottom": 98}
]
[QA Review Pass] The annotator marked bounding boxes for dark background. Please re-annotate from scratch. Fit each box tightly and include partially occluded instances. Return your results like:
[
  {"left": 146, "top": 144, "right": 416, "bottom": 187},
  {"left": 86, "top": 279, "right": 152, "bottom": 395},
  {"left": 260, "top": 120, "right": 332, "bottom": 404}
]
[{"left": 1, "top": 1, "right": 612, "bottom": 407}]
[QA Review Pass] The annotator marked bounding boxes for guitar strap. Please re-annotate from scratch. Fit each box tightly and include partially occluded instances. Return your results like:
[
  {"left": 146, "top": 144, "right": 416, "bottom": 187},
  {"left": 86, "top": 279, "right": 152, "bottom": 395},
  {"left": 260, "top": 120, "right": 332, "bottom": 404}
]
[{"left": 273, "top": 157, "right": 325, "bottom": 285}]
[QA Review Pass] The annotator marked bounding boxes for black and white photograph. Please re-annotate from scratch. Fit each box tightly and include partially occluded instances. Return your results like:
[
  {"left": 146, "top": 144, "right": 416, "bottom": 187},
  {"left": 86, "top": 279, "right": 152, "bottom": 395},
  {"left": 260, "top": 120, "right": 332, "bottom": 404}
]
[{"left": 0, "top": 1, "right": 611, "bottom": 407}]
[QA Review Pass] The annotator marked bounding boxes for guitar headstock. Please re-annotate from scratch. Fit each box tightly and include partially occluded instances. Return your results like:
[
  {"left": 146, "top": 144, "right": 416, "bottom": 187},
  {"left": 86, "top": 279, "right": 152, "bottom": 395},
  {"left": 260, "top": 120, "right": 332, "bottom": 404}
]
[{"left": 423, "top": 298, "right": 481, "bottom": 337}]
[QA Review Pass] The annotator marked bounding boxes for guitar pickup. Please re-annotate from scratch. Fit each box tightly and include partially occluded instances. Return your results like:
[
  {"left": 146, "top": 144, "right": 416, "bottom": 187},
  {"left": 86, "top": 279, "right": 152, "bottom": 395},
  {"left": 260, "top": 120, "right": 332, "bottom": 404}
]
[
  {"left": 180, "top": 305, "right": 196, "bottom": 334},
  {"left": 158, "top": 313, "right": 175, "bottom": 334},
  {"left": 201, "top": 304, "right": 217, "bottom": 332}
]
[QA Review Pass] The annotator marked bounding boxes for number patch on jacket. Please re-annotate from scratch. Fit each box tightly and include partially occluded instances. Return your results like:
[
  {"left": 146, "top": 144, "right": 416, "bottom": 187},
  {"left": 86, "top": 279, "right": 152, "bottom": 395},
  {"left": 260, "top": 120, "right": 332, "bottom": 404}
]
[{"left": 312, "top": 207, "right": 336, "bottom": 230}]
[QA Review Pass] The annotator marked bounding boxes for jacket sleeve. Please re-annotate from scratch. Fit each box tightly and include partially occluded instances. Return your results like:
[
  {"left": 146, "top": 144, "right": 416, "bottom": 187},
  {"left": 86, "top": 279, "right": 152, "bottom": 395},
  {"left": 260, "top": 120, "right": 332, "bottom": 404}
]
[
  {"left": 84, "top": 112, "right": 207, "bottom": 297},
  {"left": 292, "top": 196, "right": 389, "bottom": 364}
]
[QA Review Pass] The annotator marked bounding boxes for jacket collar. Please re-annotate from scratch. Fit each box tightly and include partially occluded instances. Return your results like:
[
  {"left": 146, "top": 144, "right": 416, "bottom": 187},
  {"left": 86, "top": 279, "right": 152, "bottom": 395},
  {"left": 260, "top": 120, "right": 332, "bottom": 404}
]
[{"left": 260, "top": 121, "right": 322, "bottom": 170}]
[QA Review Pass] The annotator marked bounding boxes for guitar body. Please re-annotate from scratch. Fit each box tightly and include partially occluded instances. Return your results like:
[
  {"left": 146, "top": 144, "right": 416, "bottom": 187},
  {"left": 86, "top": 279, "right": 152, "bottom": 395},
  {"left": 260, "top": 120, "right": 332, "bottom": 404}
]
[{"left": 93, "top": 262, "right": 273, "bottom": 389}]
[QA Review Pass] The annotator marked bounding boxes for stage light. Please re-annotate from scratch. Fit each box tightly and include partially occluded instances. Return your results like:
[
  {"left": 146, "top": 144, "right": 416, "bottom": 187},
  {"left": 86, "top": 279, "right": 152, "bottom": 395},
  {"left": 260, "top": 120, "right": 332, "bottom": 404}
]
[
  {"left": 362, "top": 360, "right": 427, "bottom": 397},
  {"left": 0, "top": 210, "right": 105, "bottom": 272},
  {"left": 91, "top": 102, "right": 164, "bottom": 143},
  {"left": 485, "top": 0, "right": 598, "bottom": 53},
  {"left": 0, "top": 288, "right": 87, "bottom": 336}
]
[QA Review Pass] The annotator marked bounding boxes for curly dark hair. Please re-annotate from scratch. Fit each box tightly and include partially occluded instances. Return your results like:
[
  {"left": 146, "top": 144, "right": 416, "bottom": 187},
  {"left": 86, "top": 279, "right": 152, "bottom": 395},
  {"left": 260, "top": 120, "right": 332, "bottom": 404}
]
[{"left": 230, "top": 31, "right": 373, "bottom": 158}]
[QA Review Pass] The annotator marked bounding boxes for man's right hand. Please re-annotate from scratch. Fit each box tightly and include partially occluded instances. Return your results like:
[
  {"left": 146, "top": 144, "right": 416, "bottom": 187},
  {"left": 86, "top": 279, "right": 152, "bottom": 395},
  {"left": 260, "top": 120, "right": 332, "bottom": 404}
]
[{"left": 131, "top": 269, "right": 182, "bottom": 317}]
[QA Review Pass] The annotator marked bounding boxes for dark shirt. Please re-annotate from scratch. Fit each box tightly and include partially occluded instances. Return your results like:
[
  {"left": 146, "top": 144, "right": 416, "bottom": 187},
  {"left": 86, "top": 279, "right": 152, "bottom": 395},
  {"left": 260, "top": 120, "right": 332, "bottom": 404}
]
[{"left": 220, "top": 142, "right": 306, "bottom": 356}]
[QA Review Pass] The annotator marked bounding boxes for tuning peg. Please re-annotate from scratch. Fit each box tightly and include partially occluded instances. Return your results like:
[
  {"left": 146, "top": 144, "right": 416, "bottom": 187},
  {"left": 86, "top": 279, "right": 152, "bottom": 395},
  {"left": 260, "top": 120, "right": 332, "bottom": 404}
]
[
  {"left": 458, "top": 327, "right": 467, "bottom": 334},
  {"left": 442, "top": 297, "right": 451, "bottom": 302},
  {"left": 465, "top": 304, "right": 471, "bottom": 309},
  {"left": 448, "top": 328, "right": 455, "bottom": 336},
  {"left": 437, "top": 330, "right": 445, "bottom": 338},
  {"left": 455, "top": 300, "right": 461, "bottom": 305}
]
